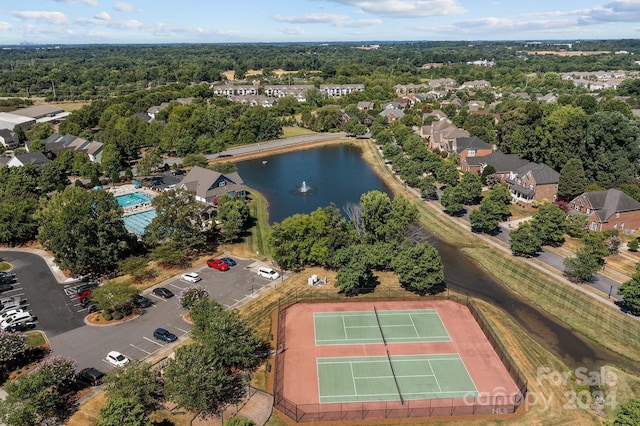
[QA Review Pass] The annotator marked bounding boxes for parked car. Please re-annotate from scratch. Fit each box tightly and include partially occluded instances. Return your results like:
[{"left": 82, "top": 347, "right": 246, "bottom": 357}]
[
  {"left": 0, "top": 308, "right": 25, "bottom": 321},
  {"left": 206, "top": 259, "right": 229, "bottom": 271},
  {"left": 152, "top": 287, "right": 174, "bottom": 299},
  {"left": 1, "top": 312, "right": 34, "bottom": 330},
  {"left": 257, "top": 266, "right": 280, "bottom": 280},
  {"left": 4, "top": 320, "right": 36, "bottom": 332},
  {"left": 181, "top": 272, "right": 202, "bottom": 283},
  {"left": 132, "top": 294, "right": 152, "bottom": 308},
  {"left": 0, "top": 295, "right": 24, "bottom": 307},
  {"left": 153, "top": 327, "right": 177, "bottom": 343},
  {"left": 75, "top": 282, "right": 99, "bottom": 295},
  {"left": 77, "top": 289, "right": 92, "bottom": 303},
  {"left": 149, "top": 177, "right": 164, "bottom": 186},
  {"left": 86, "top": 302, "right": 98, "bottom": 313},
  {"left": 220, "top": 257, "right": 237, "bottom": 267},
  {"left": 172, "top": 169, "right": 186, "bottom": 176},
  {"left": 105, "top": 351, "right": 129, "bottom": 367},
  {"left": 75, "top": 367, "right": 105, "bottom": 386},
  {"left": 0, "top": 272, "right": 15, "bottom": 281},
  {"left": 0, "top": 299, "right": 26, "bottom": 315},
  {"left": 0, "top": 283, "right": 13, "bottom": 292}
]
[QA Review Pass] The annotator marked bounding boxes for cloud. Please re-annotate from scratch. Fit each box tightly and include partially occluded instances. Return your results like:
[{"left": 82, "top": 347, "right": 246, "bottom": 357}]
[
  {"left": 578, "top": 0, "right": 640, "bottom": 24},
  {"left": 12, "top": 11, "right": 68, "bottom": 25},
  {"left": 273, "top": 13, "right": 381, "bottom": 27},
  {"left": 325, "top": 0, "right": 467, "bottom": 18},
  {"left": 94, "top": 11, "right": 110, "bottom": 21},
  {"left": 54, "top": 0, "right": 98, "bottom": 6},
  {"left": 114, "top": 2, "right": 140, "bottom": 13},
  {"left": 0, "top": 22, "right": 12, "bottom": 31},
  {"left": 277, "top": 26, "right": 306, "bottom": 35}
]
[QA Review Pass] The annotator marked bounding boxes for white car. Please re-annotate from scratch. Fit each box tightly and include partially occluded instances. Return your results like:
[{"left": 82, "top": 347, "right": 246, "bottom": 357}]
[
  {"left": 181, "top": 272, "right": 201, "bottom": 283},
  {"left": 105, "top": 351, "right": 129, "bottom": 367},
  {"left": 0, "top": 308, "right": 25, "bottom": 321},
  {"left": 1, "top": 312, "right": 33, "bottom": 329},
  {"left": 257, "top": 267, "right": 280, "bottom": 280}
]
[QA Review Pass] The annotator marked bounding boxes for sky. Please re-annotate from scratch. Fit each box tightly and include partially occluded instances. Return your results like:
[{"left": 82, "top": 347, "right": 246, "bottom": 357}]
[{"left": 1, "top": 0, "right": 640, "bottom": 45}]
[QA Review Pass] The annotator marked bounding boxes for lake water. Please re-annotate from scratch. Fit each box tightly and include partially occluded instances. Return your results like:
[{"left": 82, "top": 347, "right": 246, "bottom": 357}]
[
  {"left": 236, "top": 144, "right": 639, "bottom": 373},
  {"left": 236, "top": 144, "right": 392, "bottom": 224}
]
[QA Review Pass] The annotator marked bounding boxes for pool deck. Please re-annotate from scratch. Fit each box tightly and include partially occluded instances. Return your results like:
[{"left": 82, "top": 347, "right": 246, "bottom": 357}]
[{"left": 108, "top": 184, "right": 157, "bottom": 216}]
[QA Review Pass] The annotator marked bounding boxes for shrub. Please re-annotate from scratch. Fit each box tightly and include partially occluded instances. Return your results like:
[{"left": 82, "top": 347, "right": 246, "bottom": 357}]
[
  {"left": 113, "top": 312, "right": 123, "bottom": 321},
  {"left": 629, "top": 239, "right": 639, "bottom": 252},
  {"left": 103, "top": 312, "right": 112, "bottom": 321}
]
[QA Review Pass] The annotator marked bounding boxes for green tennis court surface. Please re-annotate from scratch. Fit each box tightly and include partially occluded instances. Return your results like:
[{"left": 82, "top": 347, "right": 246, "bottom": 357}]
[
  {"left": 314, "top": 309, "right": 450, "bottom": 345},
  {"left": 317, "top": 354, "right": 478, "bottom": 403}
]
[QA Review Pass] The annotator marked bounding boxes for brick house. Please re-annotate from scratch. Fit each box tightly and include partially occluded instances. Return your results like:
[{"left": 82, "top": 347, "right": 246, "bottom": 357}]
[
  {"left": 506, "top": 162, "right": 560, "bottom": 203},
  {"left": 568, "top": 188, "right": 640, "bottom": 232},
  {"left": 451, "top": 136, "right": 493, "bottom": 164}
]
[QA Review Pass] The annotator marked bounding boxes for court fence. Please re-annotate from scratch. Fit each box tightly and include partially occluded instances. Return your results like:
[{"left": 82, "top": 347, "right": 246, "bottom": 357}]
[{"left": 272, "top": 289, "right": 528, "bottom": 422}]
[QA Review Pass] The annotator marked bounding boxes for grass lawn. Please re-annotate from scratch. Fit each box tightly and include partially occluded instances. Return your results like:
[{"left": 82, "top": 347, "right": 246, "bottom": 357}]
[
  {"left": 25, "top": 331, "right": 46, "bottom": 348},
  {"left": 281, "top": 126, "right": 317, "bottom": 138},
  {"left": 0, "top": 261, "right": 10, "bottom": 271}
]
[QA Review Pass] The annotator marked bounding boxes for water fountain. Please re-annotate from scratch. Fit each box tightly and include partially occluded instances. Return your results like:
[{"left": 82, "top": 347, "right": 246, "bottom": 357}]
[{"left": 300, "top": 181, "right": 309, "bottom": 193}]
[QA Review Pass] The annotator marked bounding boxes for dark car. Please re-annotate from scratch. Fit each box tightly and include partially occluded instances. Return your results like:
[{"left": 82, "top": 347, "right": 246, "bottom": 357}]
[
  {"left": 0, "top": 283, "right": 13, "bottom": 293},
  {"left": 150, "top": 177, "right": 164, "bottom": 186},
  {"left": 86, "top": 302, "right": 98, "bottom": 313},
  {"left": 132, "top": 294, "right": 152, "bottom": 308},
  {"left": 220, "top": 257, "right": 237, "bottom": 267},
  {"left": 152, "top": 287, "right": 174, "bottom": 299},
  {"left": 75, "top": 282, "right": 99, "bottom": 295},
  {"left": 4, "top": 320, "right": 35, "bottom": 332},
  {"left": 172, "top": 169, "right": 186, "bottom": 176},
  {"left": 75, "top": 367, "right": 105, "bottom": 386},
  {"left": 153, "top": 327, "right": 177, "bottom": 343},
  {"left": 0, "top": 274, "right": 14, "bottom": 285}
]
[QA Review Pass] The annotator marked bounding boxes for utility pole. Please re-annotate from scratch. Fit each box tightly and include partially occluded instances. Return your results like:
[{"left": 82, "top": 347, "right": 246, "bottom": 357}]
[{"left": 51, "top": 81, "right": 57, "bottom": 99}]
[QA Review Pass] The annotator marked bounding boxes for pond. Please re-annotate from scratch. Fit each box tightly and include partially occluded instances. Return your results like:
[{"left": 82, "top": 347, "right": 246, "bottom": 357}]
[
  {"left": 236, "top": 144, "right": 392, "bottom": 224},
  {"left": 236, "top": 144, "right": 639, "bottom": 373}
]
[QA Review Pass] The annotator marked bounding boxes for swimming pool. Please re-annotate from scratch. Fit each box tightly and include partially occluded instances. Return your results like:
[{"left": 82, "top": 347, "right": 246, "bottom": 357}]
[
  {"left": 123, "top": 210, "right": 157, "bottom": 235},
  {"left": 115, "top": 192, "right": 152, "bottom": 207}
]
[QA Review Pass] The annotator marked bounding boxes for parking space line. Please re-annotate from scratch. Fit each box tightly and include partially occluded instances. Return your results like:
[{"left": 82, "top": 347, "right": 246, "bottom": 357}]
[
  {"left": 130, "top": 343, "right": 152, "bottom": 355},
  {"left": 143, "top": 337, "right": 164, "bottom": 347},
  {"left": 169, "top": 283, "right": 184, "bottom": 289}
]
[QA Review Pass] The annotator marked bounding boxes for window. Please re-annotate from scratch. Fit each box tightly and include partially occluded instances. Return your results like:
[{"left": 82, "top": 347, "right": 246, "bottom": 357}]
[
  {"left": 616, "top": 212, "right": 620, "bottom": 218},
  {"left": 590, "top": 222, "right": 598, "bottom": 231},
  {"left": 219, "top": 181, "right": 226, "bottom": 187},
  {"left": 586, "top": 209, "right": 590, "bottom": 214},
  {"left": 468, "top": 149, "right": 476, "bottom": 157}
]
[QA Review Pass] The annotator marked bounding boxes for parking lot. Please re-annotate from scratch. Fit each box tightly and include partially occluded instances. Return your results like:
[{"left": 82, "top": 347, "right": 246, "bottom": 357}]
[{"left": 1, "top": 250, "right": 283, "bottom": 371}]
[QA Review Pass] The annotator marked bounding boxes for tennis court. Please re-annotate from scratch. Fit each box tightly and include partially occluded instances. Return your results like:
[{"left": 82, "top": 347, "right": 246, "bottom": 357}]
[
  {"left": 314, "top": 309, "right": 450, "bottom": 345},
  {"left": 317, "top": 354, "right": 478, "bottom": 403}
]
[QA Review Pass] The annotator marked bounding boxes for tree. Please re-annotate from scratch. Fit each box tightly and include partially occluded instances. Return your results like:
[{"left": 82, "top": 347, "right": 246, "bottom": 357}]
[
  {"left": 510, "top": 222, "right": 541, "bottom": 257},
  {"left": 458, "top": 172, "right": 482, "bottom": 205},
  {"left": 557, "top": 158, "right": 587, "bottom": 202},
  {"left": 36, "top": 186, "right": 132, "bottom": 276},
  {"left": 469, "top": 204, "right": 501, "bottom": 234},
  {"left": 0, "top": 195, "right": 39, "bottom": 246},
  {"left": 164, "top": 344, "right": 244, "bottom": 417},
  {"left": 136, "top": 148, "right": 162, "bottom": 177},
  {"left": 102, "top": 360, "right": 161, "bottom": 412},
  {"left": 225, "top": 418, "right": 256, "bottom": 426},
  {"left": 619, "top": 267, "right": 640, "bottom": 314},
  {"left": 97, "top": 398, "right": 149, "bottom": 426},
  {"left": 630, "top": 239, "right": 639, "bottom": 252},
  {"left": 581, "top": 232, "right": 610, "bottom": 259},
  {"left": 613, "top": 398, "right": 640, "bottom": 425},
  {"left": 531, "top": 203, "right": 566, "bottom": 247},
  {"left": 391, "top": 243, "right": 443, "bottom": 294},
  {"left": 179, "top": 286, "right": 209, "bottom": 310},
  {"left": 217, "top": 195, "right": 249, "bottom": 242},
  {"left": 90, "top": 281, "right": 139, "bottom": 315},
  {"left": 435, "top": 161, "right": 459, "bottom": 187},
  {"left": 440, "top": 186, "right": 465, "bottom": 215},
  {"left": 145, "top": 188, "right": 206, "bottom": 250},
  {"left": 334, "top": 256, "right": 373, "bottom": 295},
  {"left": 0, "top": 330, "right": 27, "bottom": 365},
  {"left": 565, "top": 214, "right": 588, "bottom": 238},
  {"left": 563, "top": 247, "right": 601, "bottom": 282},
  {"left": 480, "top": 165, "right": 496, "bottom": 185},
  {"left": 182, "top": 153, "right": 209, "bottom": 168}
]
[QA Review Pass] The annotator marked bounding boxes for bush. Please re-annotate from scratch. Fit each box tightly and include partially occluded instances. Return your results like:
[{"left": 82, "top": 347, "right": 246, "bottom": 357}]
[
  {"left": 113, "top": 312, "right": 123, "bottom": 320},
  {"left": 630, "top": 239, "right": 639, "bottom": 252},
  {"left": 103, "top": 312, "right": 112, "bottom": 321}
]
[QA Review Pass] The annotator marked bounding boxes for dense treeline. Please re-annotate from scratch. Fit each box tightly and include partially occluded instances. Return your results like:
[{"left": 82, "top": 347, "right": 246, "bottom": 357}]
[{"left": 1, "top": 40, "right": 639, "bottom": 99}]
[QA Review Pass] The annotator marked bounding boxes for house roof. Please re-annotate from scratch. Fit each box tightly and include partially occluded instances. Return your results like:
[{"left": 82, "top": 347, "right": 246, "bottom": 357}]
[
  {"left": 13, "top": 151, "right": 51, "bottom": 167},
  {"left": 467, "top": 151, "right": 529, "bottom": 172},
  {"left": 178, "top": 166, "right": 245, "bottom": 201},
  {"left": 0, "top": 129, "right": 18, "bottom": 142},
  {"left": 579, "top": 188, "right": 640, "bottom": 222},
  {"left": 521, "top": 163, "right": 559, "bottom": 184},
  {"left": 455, "top": 136, "right": 492, "bottom": 154}
]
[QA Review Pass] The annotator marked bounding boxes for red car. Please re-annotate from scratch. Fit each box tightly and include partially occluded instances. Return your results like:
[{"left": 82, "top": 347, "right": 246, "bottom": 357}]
[
  {"left": 77, "top": 289, "right": 92, "bottom": 303},
  {"left": 206, "top": 258, "right": 229, "bottom": 271}
]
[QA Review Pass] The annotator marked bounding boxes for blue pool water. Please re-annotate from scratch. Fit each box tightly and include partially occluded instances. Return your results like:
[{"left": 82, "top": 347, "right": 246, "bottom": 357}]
[
  {"left": 115, "top": 192, "right": 152, "bottom": 207},
  {"left": 123, "top": 210, "right": 157, "bottom": 235}
]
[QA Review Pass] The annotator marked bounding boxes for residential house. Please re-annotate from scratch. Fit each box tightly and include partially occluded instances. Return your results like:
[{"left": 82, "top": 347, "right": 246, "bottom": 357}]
[
  {"left": 506, "top": 162, "right": 560, "bottom": 204},
  {"left": 568, "top": 188, "right": 640, "bottom": 232},
  {"left": 6, "top": 152, "right": 51, "bottom": 168},
  {"left": 460, "top": 80, "right": 491, "bottom": 89},
  {"left": 177, "top": 166, "right": 246, "bottom": 204},
  {"left": 422, "top": 110, "right": 448, "bottom": 122},
  {"left": 421, "top": 63, "right": 444, "bottom": 69},
  {"left": 264, "top": 85, "right": 313, "bottom": 101},
  {"left": 319, "top": 84, "right": 365, "bottom": 97},
  {"left": 422, "top": 119, "right": 469, "bottom": 151},
  {"left": 379, "top": 107, "right": 404, "bottom": 122},
  {"left": 357, "top": 101, "right": 375, "bottom": 111},
  {"left": 0, "top": 129, "right": 20, "bottom": 149},
  {"left": 461, "top": 151, "right": 529, "bottom": 178},
  {"left": 452, "top": 136, "right": 493, "bottom": 164},
  {"left": 43, "top": 133, "right": 103, "bottom": 163},
  {"left": 394, "top": 83, "right": 429, "bottom": 94},
  {"left": 537, "top": 93, "right": 558, "bottom": 103},
  {"left": 428, "top": 78, "right": 457, "bottom": 88},
  {"left": 467, "top": 100, "right": 486, "bottom": 112},
  {"left": 228, "top": 95, "right": 276, "bottom": 107}
]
